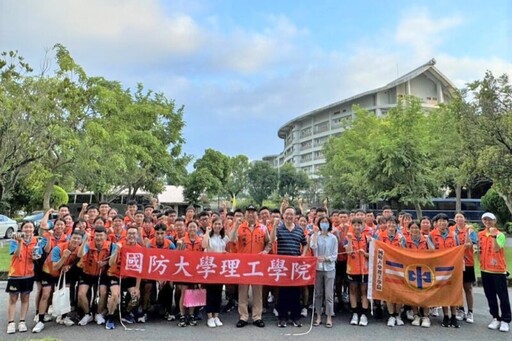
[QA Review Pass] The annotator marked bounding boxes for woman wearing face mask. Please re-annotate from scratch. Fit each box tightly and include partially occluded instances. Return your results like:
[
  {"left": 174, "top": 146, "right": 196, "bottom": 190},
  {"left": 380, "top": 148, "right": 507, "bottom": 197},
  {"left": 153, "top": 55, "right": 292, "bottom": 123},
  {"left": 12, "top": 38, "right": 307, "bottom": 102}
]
[{"left": 310, "top": 217, "right": 337, "bottom": 328}]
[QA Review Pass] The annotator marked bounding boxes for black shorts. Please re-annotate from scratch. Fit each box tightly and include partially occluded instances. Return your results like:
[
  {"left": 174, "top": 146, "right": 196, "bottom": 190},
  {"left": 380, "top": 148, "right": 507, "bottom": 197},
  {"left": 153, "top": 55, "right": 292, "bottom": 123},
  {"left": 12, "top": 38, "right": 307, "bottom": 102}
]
[
  {"left": 347, "top": 274, "right": 368, "bottom": 284},
  {"left": 79, "top": 273, "right": 109, "bottom": 287},
  {"left": 6, "top": 277, "right": 35, "bottom": 294},
  {"left": 463, "top": 266, "right": 476, "bottom": 283},
  {"left": 33, "top": 262, "right": 44, "bottom": 282},
  {"left": 108, "top": 276, "right": 137, "bottom": 290},
  {"left": 335, "top": 261, "right": 347, "bottom": 281},
  {"left": 40, "top": 272, "right": 59, "bottom": 287}
]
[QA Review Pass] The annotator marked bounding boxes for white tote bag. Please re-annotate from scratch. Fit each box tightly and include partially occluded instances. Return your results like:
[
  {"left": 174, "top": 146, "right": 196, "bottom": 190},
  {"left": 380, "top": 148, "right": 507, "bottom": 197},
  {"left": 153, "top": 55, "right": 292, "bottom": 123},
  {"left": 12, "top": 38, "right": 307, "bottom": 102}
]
[{"left": 52, "top": 271, "right": 71, "bottom": 317}]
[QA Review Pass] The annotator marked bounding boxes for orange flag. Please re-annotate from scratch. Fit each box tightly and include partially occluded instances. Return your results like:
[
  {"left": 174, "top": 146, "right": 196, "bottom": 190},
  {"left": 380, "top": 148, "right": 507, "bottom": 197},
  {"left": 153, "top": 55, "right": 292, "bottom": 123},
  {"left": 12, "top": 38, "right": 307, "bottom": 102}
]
[{"left": 368, "top": 240, "right": 465, "bottom": 307}]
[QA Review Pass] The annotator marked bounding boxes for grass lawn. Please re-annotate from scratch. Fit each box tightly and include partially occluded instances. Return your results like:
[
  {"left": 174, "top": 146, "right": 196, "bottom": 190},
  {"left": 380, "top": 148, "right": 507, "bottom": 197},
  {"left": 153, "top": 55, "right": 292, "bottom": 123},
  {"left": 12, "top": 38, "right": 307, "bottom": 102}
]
[{"left": 0, "top": 242, "right": 11, "bottom": 272}]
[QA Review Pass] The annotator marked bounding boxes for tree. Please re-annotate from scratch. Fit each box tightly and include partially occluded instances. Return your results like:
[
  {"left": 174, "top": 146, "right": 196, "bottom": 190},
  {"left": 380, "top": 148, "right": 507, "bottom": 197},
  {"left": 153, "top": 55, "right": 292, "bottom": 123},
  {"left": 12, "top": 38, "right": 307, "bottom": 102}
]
[
  {"left": 481, "top": 187, "right": 512, "bottom": 227},
  {"left": 460, "top": 72, "right": 512, "bottom": 214},
  {"left": 277, "top": 163, "right": 310, "bottom": 203},
  {"left": 247, "top": 161, "right": 278, "bottom": 206},
  {"left": 184, "top": 149, "right": 249, "bottom": 207},
  {"left": 322, "top": 97, "right": 442, "bottom": 216}
]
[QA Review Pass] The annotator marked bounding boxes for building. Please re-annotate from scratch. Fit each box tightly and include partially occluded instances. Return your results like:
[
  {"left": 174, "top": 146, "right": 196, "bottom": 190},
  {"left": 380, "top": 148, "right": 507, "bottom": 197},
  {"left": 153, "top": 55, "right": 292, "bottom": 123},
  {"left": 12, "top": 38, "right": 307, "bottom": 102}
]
[{"left": 263, "top": 59, "right": 457, "bottom": 177}]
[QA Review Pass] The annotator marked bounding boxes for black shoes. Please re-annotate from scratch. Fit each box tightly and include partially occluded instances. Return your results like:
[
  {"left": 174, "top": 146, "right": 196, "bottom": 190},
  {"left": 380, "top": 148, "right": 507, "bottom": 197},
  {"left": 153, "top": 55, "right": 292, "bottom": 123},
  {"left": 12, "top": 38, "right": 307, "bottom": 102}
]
[
  {"left": 236, "top": 320, "right": 248, "bottom": 328},
  {"left": 253, "top": 319, "right": 265, "bottom": 328}
]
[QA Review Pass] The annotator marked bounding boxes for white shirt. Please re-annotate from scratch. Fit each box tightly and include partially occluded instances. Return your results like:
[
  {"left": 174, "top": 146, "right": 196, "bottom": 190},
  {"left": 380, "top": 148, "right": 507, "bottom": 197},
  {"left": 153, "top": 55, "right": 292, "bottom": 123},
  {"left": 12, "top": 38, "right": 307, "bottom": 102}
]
[{"left": 206, "top": 234, "right": 230, "bottom": 253}]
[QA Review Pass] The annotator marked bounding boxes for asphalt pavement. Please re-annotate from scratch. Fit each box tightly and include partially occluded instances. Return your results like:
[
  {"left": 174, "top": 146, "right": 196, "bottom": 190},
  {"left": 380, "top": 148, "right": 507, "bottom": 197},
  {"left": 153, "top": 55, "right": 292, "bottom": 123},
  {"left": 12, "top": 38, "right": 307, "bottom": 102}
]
[{"left": 0, "top": 282, "right": 510, "bottom": 341}]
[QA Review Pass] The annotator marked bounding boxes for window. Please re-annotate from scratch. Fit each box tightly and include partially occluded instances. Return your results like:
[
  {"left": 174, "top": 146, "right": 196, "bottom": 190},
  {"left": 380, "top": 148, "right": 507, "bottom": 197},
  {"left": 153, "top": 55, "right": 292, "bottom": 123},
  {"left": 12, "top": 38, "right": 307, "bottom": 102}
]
[
  {"left": 314, "top": 151, "right": 324, "bottom": 160},
  {"left": 314, "top": 121, "right": 329, "bottom": 134},
  {"left": 300, "top": 127, "right": 312, "bottom": 138},
  {"left": 332, "top": 117, "right": 342, "bottom": 127},
  {"left": 301, "top": 140, "right": 312, "bottom": 150},
  {"left": 314, "top": 136, "right": 328, "bottom": 146},
  {"left": 300, "top": 153, "right": 313, "bottom": 162}
]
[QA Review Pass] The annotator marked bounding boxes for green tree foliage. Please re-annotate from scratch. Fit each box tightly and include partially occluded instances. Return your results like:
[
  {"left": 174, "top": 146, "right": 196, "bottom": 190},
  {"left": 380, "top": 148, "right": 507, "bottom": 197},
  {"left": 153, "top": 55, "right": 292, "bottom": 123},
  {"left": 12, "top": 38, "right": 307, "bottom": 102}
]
[
  {"left": 322, "top": 97, "right": 441, "bottom": 215},
  {"left": 247, "top": 161, "right": 278, "bottom": 206},
  {"left": 460, "top": 72, "right": 512, "bottom": 214},
  {"left": 184, "top": 149, "right": 249, "bottom": 206},
  {"left": 277, "top": 163, "right": 310, "bottom": 203},
  {"left": 0, "top": 47, "right": 188, "bottom": 211},
  {"left": 481, "top": 187, "right": 512, "bottom": 227}
]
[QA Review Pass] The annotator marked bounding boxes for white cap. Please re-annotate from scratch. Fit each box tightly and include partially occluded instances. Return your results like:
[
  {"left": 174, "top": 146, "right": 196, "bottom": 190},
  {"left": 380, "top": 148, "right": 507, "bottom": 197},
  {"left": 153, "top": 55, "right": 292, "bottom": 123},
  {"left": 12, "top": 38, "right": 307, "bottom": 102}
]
[{"left": 481, "top": 212, "right": 496, "bottom": 220}]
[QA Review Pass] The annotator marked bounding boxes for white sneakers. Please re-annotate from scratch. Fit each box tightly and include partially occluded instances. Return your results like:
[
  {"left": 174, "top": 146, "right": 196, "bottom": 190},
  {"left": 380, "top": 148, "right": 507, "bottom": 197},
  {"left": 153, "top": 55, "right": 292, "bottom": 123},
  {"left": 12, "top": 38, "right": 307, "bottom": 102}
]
[
  {"left": 350, "top": 313, "right": 359, "bottom": 325},
  {"left": 499, "top": 321, "right": 510, "bottom": 332},
  {"left": 387, "top": 316, "right": 396, "bottom": 327},
  {"left": 421, "top": 317, "right": 431, "bottom": 328},
  {"left": 95, "top": 313, "right": 106, "bottom": 325},
  {"left": 405, "top": 310, "right": 414, "bottom": 321},
  {"left": 396, "top": 316, "right": 405, "bottom": 326},
  {"left": 488, "top": 318, "right": 500, "bottom": 330},
  {"left": 489, "top": 318, "right": 510, "bottom": 332},
  {"left": 455, "top": 308, "right": 465, "bottom": 321},
  {"left": 466, "top": 311, "right": 474, "bottom": 324},
  {"left": 214, "top": 317, "right": 223, "bottom": 327},
  {"left": 18, "top": 321, "right": 27, "bottom": 332},
  {"left": 359, "top": 314, "right": 368, "bottom": 326},
  {"left": 301, "top": 307, "right": 308, "bottom": 317},
  {"left": 78, "top": 313, "right": 94, "bottom": 326},
  {"left": 63, "top": 316, "right": 75, "bottom": 326},
  {"left": 207, "top": 318, "right": 216, "bottom": 328},
  {"left": 32, "top": 321, "right": 45, "bottom": 333},
  {"left": 411, "top": 315, "right": 421, "bottom": 326},
  {"left": 7, "top": 322, "right": 16, "bottom": 334},
  {"left": 430, "top": 307, "right": 440, "bottom": 317}
]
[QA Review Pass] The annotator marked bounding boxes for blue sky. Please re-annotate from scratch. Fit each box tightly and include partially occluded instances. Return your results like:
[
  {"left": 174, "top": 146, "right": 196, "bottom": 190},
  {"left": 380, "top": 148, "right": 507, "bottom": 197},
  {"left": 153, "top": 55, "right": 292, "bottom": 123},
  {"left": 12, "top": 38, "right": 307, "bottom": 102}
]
[{"left": 1, "top": 0, "right": 511, "bottom": 166}]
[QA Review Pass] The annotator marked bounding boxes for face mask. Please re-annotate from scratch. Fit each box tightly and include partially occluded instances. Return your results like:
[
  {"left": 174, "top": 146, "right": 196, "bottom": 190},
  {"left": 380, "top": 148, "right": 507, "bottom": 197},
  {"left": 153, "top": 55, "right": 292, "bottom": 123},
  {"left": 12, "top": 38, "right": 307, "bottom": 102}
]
[{"left": 320, "top": 222, "right": 329, "bottom": 231}]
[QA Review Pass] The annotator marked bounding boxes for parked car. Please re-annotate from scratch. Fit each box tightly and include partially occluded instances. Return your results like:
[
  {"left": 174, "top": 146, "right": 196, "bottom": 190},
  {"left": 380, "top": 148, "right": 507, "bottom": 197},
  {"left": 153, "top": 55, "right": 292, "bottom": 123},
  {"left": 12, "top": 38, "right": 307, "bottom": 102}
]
[
  {"left": 0, "top": 214, "right": 18, "bottom": 239},
  {"left": 22, "top": 211, "right": 59, "bottom": 235}
]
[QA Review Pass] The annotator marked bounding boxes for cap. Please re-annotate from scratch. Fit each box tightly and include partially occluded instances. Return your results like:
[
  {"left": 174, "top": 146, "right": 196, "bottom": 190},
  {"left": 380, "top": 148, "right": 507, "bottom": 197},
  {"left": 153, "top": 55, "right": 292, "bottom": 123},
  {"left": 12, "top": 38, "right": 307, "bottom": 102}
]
[
  {"left": 245, "top": 204, "right": 257, "bottom": 212},
  {"left": 482, "top": 212, "right": 496, "bottom": 220}
]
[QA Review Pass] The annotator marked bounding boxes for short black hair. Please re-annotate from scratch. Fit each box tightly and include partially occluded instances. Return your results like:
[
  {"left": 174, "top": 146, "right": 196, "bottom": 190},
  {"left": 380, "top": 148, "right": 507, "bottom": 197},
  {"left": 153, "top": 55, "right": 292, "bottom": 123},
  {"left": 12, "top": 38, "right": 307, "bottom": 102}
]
[
  {"left": 258, "top": 206, "right": 270, "bottom": 213},
  {"left": 198, "top": 211, "right": 209, "bottom": 218},
  {"left": 175, "top": 217, "right": 185, "bottom": 223},
  {"left": 127, "top": 200, "right": 137, "bottom": 206},
  {"left": 154, "top": 223, "right": 167, "bottom": 232},
  {"left": 432, "top": 213, "right": 449, "bottom": 222}
]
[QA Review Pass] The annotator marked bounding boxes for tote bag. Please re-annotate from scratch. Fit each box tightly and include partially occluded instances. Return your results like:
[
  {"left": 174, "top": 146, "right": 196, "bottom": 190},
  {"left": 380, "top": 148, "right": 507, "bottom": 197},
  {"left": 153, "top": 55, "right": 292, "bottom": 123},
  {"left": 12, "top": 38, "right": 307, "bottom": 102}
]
[
  {"left": 52, "top": 271, "right": 71, "bottom": 316},
  {"left": 183, "top": 288, "right": 206, "bottom": 308}
]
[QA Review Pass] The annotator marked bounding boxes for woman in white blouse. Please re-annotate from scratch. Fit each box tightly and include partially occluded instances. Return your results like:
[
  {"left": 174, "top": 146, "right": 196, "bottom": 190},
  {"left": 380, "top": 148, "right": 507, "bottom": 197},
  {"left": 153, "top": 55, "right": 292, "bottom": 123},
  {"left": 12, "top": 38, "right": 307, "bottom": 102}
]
[
  {"left": 310, "top": 216, "right": 338, "bottom": 328},
  {"left": 201, "top": 218, "right": 229, "bottom": 328}
]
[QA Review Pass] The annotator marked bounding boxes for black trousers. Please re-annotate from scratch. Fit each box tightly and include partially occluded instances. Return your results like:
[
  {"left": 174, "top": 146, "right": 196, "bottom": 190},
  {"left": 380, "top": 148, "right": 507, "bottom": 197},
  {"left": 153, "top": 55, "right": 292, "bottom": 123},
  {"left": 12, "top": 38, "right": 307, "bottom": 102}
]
[
  {"left": 158, "top": 283, "right": 174, "bottom": 313},
  {"left": 481, "top": 271, "right": 511, "bottom": 323},
  {"left": 206, "top": 284, "right": 223, "bottom": 314},
  {"left": 277, "top": 286, "right": 301, "bottom": 321}
]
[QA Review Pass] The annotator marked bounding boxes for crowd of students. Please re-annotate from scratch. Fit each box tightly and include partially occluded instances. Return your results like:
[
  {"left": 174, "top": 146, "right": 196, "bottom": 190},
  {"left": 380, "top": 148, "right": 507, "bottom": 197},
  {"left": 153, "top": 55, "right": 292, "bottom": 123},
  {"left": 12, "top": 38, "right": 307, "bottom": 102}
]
[{"left": 4, "top": 201, "right": 511, "bottom": 335}]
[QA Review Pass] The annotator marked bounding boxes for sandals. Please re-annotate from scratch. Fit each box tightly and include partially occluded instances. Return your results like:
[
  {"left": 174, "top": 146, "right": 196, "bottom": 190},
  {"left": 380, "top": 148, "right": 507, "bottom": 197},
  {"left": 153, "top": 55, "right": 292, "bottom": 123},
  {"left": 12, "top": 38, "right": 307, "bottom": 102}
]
[
  {"left": 313, "top": 320, "right": 322, "bottom": 327},
  {"left": 326, "top": 321, "right": 333, "bottom": 328}
]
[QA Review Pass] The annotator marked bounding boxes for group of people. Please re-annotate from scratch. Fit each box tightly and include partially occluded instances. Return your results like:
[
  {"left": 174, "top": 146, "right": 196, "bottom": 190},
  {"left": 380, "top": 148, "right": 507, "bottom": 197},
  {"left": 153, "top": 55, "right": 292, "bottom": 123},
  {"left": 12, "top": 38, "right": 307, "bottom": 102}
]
[{"left": 4, "top": 200, "right": 511, "bottom": 335}]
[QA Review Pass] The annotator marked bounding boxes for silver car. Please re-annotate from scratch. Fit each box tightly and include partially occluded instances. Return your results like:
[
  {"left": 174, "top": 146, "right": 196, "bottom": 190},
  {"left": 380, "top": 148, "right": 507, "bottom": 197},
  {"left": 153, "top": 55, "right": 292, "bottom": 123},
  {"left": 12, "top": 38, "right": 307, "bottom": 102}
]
[{"left": 0, "top": 214, "right": 18, "bottom": 239}]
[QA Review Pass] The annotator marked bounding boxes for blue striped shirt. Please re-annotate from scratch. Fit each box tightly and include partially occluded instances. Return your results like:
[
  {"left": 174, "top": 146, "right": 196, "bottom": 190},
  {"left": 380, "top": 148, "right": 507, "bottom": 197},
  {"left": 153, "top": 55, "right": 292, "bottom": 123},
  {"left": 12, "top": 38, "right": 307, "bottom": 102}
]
[{"left": 276, "top": 223, "right": 307, "bottom": 256}]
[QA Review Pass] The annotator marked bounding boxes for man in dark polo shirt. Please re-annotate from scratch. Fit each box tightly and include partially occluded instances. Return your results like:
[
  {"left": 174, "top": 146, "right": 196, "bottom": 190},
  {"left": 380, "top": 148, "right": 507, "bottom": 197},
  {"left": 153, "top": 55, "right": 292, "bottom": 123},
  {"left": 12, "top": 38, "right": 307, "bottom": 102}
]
[{"left": 270, "top": 206, "right": 309, "bottom": 328}]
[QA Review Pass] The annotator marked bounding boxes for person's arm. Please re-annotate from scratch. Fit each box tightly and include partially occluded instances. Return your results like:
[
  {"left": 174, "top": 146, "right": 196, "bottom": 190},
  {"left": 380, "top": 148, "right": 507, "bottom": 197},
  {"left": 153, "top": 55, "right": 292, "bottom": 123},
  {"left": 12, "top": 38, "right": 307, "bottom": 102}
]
[
  {"left": 229, "top": 218, "right": 242, "bottom": 242},
  {"left": 201, "top": 227, "right": 211, "bottom": 249},
  {"left": 309, "top": 226, "right": 320, "bottom": 249},
  {"left": 40, "top": 208, "right": 54, "bottom": 231},
  {"left": 77, "top": 234, "right": 89, "bottom": 257},
  {"left": 10, "top": 237, "right": 22, "bottom": 257},
  {"left": 78, "top": 203, "right": 88, "bottom": 219},
  {"left": 53, "top": 246, "right": 70, "bottom": 271},
  {"left": 261, "top": 227, "right": 271, "bottom": 254},
  {"left": 270, "top": 218, "right": 279, "bottom": 244},
  {"left": 109, "top": 243, "right": 121, "bottom": 267},
  {"left": 327, "top": 235, "right": 338, "bottom": 262},
  {"left": 43, "top": 234, "right": 52, "bottom": 253},
  {"left": 300, "top": 231, "right": 309, "bottom": 256},
  {"left": 345, "top": 234, "right": 353, "bottom": 253}
]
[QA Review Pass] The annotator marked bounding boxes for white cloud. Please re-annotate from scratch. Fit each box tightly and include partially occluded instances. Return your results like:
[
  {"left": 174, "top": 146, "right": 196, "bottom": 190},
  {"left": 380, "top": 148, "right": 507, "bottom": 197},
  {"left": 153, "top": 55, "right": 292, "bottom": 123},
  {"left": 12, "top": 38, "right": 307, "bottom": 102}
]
[{"left": 395, "top": 7, "right": 463, "bottom": 60}]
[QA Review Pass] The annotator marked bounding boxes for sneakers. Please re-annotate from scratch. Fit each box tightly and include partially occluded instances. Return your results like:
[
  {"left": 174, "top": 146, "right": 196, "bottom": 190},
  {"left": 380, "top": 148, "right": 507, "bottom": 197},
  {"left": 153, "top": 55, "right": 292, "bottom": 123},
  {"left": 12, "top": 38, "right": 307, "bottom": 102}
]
[
  {"left": 455, "top": 308, "right": 465, "bottom": 321},
  {"left": 214, "top": 317, "right": 223, "bottom": 327},
  {"left": 396, "top": 316, "right": 404, "bottom": 326},
  {"left": 350, "top": 313, "right": 359, "bottom": 325},
  {"left": 488, "top": 318, "right": 500, "bottom": 330},
  {"left": 18, "top": 321, "right": 27, "bottom": 332},
  {"left": 342, "top": 292, "right": 349, "bottom": 303},
  {"left": 301, "top": 307, "right": 308, "bottom": 317},
  {"left": 33, "top": 314, "right": 39, "bottom": 322},
  {"left": 278, "top": 320, "right": 287, "bottom": 328},
  {"left": 7, "top": 322, "right": 16, "bottom": 334},
  {"left": 466, "top": 311, "right": 474, "bottom": 324},
  {"left": 31, "top": 321, "right": 45, "bottom": 333},
  {"left": 95, "top": 313, "right": 105, "bottom": 325},
  {"left": 105, "top": 318, "right": 116, "bottom": 330},
  {"left": 178, "top": 316, "right": 188, "bottom": 327},
  {"left": 442, "top": 316, "right": 450, "bottom": 327},
  {"left": 387, "top": 316, "right": 396, "bottom": 327},
  {"left": 137, "top": 313, "right": 147, "bottom": 323},
  {"left": 411, "top": 315, "right": 421, "bottom": 326},
  {"left": 121, "top": 313, "right": 136, "bottom": 324},
  {"left": 450, "top": 316, "right": 460, "bottom": 328},
  {"left": 421, "top": 317, "right": 431, "bottom": 328},
  {"left": 166, "top": 313, "right": 176, "bottom": 321},
  {"left": 430, "top": 307, "right": 439, "bottom": 317},
  {"left": 291, "top": 320, "right": 302, "bottom": 327},
  {"left": 63, "top": 316, "right": 75, "bottom": 326},
  {"left": 406, "top": 310, "right": 414, "bottom": 321},
  {"left": 500, "top": 321, "right": 510, "bottom": 332},
  {"left": 359, "top": 314, "right": 368, "bottom": 326},
  {"left": 188, "top": 315, "right": 197, "bottom": 326},
  {"left": 207, "top": 318, "right": 216, "bottom": 328},
  {"left": 78, "top": 313, "right": 94, "bottom": 326},
  {"left": 43, "top": 314, "right": 52, "bottom": 322}
]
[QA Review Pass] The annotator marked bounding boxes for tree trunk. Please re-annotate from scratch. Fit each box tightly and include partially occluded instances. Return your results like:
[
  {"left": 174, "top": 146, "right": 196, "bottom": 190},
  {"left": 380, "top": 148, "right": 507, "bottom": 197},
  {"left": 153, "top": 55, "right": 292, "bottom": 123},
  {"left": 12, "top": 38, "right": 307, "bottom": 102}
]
[
  {"left": 414, "top": 203, "right": 423, "bottom": 220},
  {"left": 43, "top": 178, "right": 56, "bottom": 211},
  {"left": 467, "top": 187, "right": 472, "bottom": 199},
  {"left": 497, "top": 192, "right": 512, "bottom": 216},
  {"left": 455, "top": 184, "right": 462, "bottom": 212}
]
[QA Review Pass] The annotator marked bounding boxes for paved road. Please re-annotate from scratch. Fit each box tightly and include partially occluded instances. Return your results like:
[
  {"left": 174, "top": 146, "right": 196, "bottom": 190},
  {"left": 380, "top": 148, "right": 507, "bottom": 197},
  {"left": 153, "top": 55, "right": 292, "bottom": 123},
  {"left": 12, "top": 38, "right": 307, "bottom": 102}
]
[{"left": 0, "top": 283, "right": 510, "bottom": 341}]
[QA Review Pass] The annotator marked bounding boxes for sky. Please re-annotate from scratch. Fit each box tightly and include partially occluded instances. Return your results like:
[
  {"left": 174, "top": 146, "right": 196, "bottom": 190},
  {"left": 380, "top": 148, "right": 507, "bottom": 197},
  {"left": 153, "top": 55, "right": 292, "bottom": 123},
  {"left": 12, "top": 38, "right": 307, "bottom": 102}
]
[{"left": 1, "top": 0, "right": 511, "bottom": 166}]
